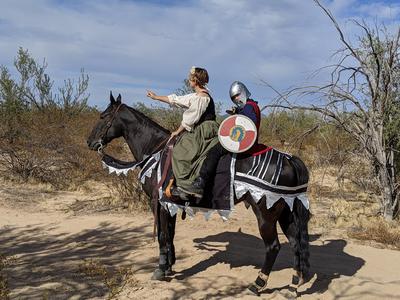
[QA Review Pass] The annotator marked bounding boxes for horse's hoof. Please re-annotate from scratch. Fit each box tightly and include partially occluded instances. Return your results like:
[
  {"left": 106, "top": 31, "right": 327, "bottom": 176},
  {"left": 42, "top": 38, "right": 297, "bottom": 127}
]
[
  {"left": 293, "top": 271, "right": 309, "bottom": 287},
  {"left": 247, "top": 284, "right": 260, "bottom": 296},
  {"left": 247, "top": 272, "right": 269, "bottom": 296},
  {"left": 165, "top": 267, "right": 173, "bottom": 276},
  {"left": 292, "top": 274, "right": 299, "bottom": 285},
  {"left": 151, "top": 268, "right": 165, "bottom": 281}
]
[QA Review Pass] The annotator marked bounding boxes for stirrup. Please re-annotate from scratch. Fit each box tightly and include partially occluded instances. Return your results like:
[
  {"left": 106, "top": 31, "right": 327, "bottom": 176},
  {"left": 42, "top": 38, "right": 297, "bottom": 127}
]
[
  {"left": 177, "top": 186, "right": 203, "bottom": 199},
  {"left": 167, "top": 186, "right": 191, "bottom": 202}
]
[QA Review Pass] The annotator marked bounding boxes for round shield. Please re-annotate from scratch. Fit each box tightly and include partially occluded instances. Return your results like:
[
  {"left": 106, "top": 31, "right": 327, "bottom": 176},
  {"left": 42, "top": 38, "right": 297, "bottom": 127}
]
[{"left": 218, "top": 115, "right": 257, "bottom": 153}]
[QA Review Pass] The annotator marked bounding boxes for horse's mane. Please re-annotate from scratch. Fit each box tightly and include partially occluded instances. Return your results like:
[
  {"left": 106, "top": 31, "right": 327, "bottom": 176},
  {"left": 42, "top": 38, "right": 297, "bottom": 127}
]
[{"left": 125, "top": 105, "right": 170, "bottom": 134}]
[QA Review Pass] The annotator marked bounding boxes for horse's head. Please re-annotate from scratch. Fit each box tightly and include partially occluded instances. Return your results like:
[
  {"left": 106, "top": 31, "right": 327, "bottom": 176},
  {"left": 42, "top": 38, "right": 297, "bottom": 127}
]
[{"left": 87, "top": 92, "right": 125, "bottom": 152}]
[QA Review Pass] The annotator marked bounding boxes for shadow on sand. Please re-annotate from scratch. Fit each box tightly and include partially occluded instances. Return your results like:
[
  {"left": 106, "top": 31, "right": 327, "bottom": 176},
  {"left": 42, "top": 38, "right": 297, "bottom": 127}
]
[
  {"left": 171, "top": 231, "right": 367, "bottom": 298},
  {"left": 0, "top": 222, "right": 155, "bottom": 299},
  {"left": 2, "top": 223, "right": 397, "bottom": 299}
]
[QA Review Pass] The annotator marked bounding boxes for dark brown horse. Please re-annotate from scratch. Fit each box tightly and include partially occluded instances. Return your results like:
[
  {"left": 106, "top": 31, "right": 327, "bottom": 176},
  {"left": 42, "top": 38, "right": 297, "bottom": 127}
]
[{"left": 87, "top": 93, "right": 310, "bottom": 295}]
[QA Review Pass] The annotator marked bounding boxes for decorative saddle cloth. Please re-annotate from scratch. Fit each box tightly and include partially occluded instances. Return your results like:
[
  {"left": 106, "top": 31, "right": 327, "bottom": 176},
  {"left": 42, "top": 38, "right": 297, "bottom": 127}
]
[
  {"left": 101, "top": 145, "right": 310, "bottom": 221},
  {"left": 234, "top": 148, "right": 309, "bottom": 212}
]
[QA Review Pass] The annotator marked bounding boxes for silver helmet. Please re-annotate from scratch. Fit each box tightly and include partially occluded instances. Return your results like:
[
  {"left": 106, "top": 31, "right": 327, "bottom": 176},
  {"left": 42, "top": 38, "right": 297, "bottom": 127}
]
[{"left": 229, "top": 81, "right": 251, "bottom": 107}]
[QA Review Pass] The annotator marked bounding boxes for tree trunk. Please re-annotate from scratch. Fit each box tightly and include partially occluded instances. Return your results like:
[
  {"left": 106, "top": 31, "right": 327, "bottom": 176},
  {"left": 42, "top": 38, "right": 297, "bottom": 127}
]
[
  {"left": 378, "top": 165, "right": 395, "bottom": 220},
  {"left": 372, "top": 126, "right": 397, "bottom": 220}
]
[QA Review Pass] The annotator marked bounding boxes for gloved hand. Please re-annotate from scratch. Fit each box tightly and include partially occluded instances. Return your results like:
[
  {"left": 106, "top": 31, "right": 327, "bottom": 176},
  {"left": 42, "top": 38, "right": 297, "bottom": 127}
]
[{"left": 225, "top": 106, "right": 237, "bottom": 115}]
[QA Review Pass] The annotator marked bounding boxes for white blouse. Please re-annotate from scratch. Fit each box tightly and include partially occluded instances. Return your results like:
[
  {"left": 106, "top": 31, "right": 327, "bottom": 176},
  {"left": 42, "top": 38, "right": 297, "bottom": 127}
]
[{"left": 167, "top": 93, "right": 211, "bottom": 131}]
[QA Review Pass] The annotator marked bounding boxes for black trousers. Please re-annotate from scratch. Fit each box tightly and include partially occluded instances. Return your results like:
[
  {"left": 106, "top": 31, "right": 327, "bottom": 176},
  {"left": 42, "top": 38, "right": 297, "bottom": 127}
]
[{"left": 199, "top": 143, "right": 228, "bottom": 180}]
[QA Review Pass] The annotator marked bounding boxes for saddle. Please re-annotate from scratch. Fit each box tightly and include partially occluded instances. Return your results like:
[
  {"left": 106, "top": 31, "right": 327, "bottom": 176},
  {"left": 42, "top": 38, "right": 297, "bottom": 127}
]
[{"left": 156, "top": 143, "right": 233, "bottom": 211}]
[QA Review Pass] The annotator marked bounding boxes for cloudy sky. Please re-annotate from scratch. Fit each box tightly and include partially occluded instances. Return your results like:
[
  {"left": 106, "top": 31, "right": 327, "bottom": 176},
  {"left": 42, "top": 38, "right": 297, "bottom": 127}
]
[{"left": 0, "top": 0, "right": 399, "bottom": 109}]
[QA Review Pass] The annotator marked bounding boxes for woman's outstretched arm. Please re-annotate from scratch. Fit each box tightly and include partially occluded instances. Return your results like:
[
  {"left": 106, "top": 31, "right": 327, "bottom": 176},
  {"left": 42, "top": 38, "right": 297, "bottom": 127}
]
[{"left": 146, "top": 90, "right": 170, "bottom": 104}]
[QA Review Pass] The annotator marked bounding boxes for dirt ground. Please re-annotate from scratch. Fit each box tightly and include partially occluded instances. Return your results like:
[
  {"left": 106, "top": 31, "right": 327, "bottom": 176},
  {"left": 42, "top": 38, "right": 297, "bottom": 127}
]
[{"left": 1, "top": 179, "right": 400, "bottom": 300}]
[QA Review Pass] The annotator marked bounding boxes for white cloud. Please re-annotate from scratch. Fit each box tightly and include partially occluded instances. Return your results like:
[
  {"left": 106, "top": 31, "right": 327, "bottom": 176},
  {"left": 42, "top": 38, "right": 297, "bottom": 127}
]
[
  {"left": 0, "top": 0, "right": 397, "bottom": 109},
  {"left": 358, "top": 2, "right": 400, "bottom": 19},
  {"left": 329, "top": 0, "right": 358, "bottom": 14}
]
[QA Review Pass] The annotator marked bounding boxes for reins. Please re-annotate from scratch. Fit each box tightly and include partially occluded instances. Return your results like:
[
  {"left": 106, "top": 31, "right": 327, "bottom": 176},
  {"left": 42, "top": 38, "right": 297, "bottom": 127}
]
[
  {"left": 151, "top": 135, "right": 172, "bottom": 156},
  {"left": 97, "top": 103, "right": 123, "bottom": 154},
  {"left": 152, "top": 137, "right": 176, "bottom": 241}
]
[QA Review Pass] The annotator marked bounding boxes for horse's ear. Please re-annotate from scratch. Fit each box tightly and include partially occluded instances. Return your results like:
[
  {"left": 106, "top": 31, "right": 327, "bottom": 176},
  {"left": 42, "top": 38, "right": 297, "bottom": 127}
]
[
  {"left": 110, "top": 91, "right": 116, "bottom": 104},
  {"left": 116, "top": 94, "right": 122, "bottom": 103}
]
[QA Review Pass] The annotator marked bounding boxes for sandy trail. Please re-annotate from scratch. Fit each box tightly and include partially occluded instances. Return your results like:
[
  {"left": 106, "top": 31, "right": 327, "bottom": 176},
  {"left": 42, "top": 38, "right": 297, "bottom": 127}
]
[{"left": 1, "top": 181, "right": 400, "bottom": 300}]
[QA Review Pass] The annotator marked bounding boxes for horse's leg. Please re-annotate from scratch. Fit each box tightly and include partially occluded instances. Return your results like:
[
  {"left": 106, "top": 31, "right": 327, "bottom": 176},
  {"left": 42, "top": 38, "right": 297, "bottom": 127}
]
[
  {"left": 248, "top": 197, "right": 285, "bottom": 295},
  {"left": 278, "top": 199, "right": 310, "bottom": 286},
  {"left": 278, "top": 202, "right": 300, "bottom": 284},
  {"left": 165, "top": 204, "right": 177, "bottom": 274},
  {"left": 152, "top": 202, "right": 177, "bottom": 280}
]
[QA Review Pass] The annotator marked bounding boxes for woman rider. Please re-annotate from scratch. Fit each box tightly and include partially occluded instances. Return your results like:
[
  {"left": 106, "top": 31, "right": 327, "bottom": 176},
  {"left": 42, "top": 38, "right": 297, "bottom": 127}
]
[{"left": 146, "top": 66, "right": 219, "bottom": 198}]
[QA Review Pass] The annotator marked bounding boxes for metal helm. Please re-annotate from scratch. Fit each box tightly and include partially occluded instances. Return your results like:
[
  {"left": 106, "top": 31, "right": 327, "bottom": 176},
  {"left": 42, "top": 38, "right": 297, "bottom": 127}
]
[{"left": 229, "top": 81, "right": 251, "bottom": 107}]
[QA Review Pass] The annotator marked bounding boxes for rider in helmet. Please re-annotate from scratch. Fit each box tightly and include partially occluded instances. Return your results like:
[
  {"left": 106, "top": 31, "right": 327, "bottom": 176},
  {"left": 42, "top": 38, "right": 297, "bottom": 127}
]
[
  {"left": 192, "top": 81, "right": 261, "bottom": 192},
  {"left": 228, "top": 81, "right": 260, "bottom": 139}
]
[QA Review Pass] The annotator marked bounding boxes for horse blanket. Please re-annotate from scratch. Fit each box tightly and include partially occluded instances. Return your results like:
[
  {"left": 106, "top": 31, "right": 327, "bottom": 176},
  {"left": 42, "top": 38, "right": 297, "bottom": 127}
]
[{"left": 101, "top": 146, "right": 309, "bottom": 220}]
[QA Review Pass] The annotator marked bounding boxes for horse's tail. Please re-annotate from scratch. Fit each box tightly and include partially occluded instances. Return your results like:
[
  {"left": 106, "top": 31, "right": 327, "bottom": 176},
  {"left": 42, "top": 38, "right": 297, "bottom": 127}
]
[
  {"left": 290, "top": 155, "right": 310, "bottom": 280},
  {"left": 292, "top": 198, "right": 310, "bottom": 280}
]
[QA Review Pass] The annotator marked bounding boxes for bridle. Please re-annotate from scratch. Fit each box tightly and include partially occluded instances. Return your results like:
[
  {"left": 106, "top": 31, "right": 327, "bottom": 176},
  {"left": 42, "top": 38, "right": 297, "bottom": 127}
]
[{"left": 97, "top": 102, "right": 123, "bottom": 155}]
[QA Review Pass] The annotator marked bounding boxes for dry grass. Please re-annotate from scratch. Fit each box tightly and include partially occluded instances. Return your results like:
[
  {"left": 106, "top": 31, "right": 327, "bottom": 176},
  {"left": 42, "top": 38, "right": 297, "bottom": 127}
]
[
  {"left": 307, "top": 166, "right": 400, "bottom": 249},
  {"left": 105, "top": 172, "right": 150, "bottom": 212},
  {"left": 310, "top": 168, "right": 400, "bottom": 249},
  {"left": 98, "top": 142, "right": 151, "bottom": 212},
  {"left": 0, "top": 254, "right": 16, "bottom": 300},
  {"left": 348, "top": 218, "right": 400, "bottom": 249},
  {"left": 0, "top": 111, "right": 102, "bottom": 189},
  {"left": 78, "top": 259, "right": 139, "bottom": 300}
]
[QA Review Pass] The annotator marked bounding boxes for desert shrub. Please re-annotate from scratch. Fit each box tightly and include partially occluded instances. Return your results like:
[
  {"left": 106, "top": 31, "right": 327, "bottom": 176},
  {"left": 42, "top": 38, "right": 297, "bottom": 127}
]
[
  {"left": 0, "top": 108, "right": 103, "bottom": 189},
  {"left": 260, "top": 110, "right": 318, "bottom": 147},
  {"left": 0, "top": 49, "right": 101, "bottom": 188},
  {"left": 104, "top": 171, "right": 151, "bottom": 212},
  {"left": 79, "top": 259, "right": 138, "bottom": 299},
  {"left": 260, "top": 110, "right": 357, "bottom": 168},
  {"left": 348, "top": 218, "right": 400, "bottom": 249}
]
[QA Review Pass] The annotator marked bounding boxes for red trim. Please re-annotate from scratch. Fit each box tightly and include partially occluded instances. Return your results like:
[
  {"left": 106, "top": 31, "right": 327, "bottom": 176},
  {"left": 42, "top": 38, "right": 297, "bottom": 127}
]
[
  {"left": 250, "top": 145, "right": 273, "bottom": 156},
  {"left": 246, "top": 99, "right": 261, "bottom": 131}
]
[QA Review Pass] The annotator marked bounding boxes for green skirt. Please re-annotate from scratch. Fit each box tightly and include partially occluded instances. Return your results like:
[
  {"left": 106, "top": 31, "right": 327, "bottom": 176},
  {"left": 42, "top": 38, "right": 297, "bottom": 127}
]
[{"left": 172, "top": 120, "right": 219, "bottom": 190}]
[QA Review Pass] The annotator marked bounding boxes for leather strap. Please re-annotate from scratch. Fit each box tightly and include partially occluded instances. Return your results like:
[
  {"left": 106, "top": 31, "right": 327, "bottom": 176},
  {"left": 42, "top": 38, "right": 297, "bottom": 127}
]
[{"left": 152, "top": 140, "right": 175, "bottom": 240}]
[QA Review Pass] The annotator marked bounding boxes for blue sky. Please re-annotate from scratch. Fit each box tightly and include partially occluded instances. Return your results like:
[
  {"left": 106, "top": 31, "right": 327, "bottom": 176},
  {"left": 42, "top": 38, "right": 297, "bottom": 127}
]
[{"left": 0, "top": 0, "right": 399, "bottom": 110}]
